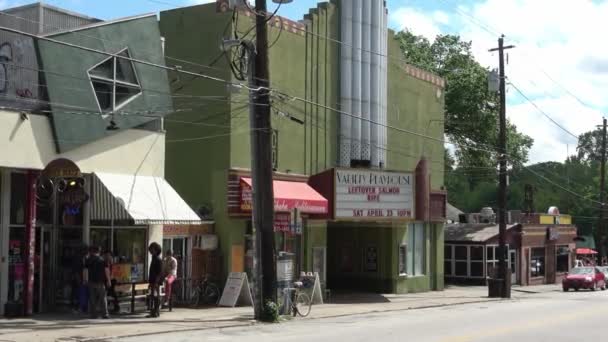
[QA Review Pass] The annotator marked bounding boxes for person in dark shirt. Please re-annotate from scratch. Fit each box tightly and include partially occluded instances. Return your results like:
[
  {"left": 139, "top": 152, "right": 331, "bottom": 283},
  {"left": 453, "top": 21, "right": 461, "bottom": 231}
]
[
  {"left": 85, "top": 246, "right": 110, "bottom": 319},
  {"left": 147, "top": 242, "right": 163, "bottom": 318}
]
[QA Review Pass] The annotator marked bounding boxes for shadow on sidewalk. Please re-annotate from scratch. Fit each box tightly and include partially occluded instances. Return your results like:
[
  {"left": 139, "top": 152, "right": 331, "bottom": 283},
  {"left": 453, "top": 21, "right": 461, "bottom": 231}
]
[
  {"left": 328, "top": 292, "right": 390, "bottom": 304},
  {"left": 0, "top": 313, "right": 254, "bottom": 334}
]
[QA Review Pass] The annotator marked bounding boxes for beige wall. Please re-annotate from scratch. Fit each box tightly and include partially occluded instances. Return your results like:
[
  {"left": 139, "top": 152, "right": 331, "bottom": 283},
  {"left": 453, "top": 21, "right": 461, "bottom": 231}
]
[{"left": 0, "top": 111, "right": 165, "bottom": 176}]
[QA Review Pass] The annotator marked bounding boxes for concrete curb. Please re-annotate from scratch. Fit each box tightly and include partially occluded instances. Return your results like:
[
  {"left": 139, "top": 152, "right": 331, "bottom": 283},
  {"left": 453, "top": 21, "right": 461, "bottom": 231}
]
[
  {"left": 77, "top": 298, "right": 505, "bottom": 341},
  {"left": 79, "top": 321, "right": 257, "bottom": 342}
]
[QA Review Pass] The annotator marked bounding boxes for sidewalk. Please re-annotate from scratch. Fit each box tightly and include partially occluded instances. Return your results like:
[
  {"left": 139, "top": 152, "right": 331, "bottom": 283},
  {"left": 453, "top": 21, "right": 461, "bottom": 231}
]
[{"left": 0, "top": 285, "right": 555, "bottom": 342}]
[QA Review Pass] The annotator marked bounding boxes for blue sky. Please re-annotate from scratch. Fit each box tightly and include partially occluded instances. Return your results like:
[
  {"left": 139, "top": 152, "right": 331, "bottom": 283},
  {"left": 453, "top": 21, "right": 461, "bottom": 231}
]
[
  {"left": 2, "top": 0, "right": 606, "bottom": 164},
  {"left": 5, "top": 0, "right": 459, "bottom": 28}
]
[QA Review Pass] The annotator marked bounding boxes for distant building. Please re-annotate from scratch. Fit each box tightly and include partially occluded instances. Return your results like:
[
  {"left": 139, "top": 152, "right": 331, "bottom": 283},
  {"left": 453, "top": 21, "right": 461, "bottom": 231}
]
[{"left": 445, "top": 209, "right": 577, "bottom": 286}]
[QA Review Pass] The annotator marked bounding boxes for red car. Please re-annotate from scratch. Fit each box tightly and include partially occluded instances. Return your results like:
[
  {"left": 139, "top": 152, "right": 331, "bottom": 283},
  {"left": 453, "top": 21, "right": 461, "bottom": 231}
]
[{"left": 562, "top": 267, "right": 606, "bottom": 292}]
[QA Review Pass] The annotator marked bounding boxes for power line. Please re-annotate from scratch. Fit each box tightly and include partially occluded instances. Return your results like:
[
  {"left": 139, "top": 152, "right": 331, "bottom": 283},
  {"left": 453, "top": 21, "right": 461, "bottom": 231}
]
[
  {"left": 508, "top": 81, "right": 579, "bottom": 140},
  {"left": 0, "top": 60, "right": 253, "bottom": 104},
  {"left": 0, "top": 25, "right": 267, "bottom": 93},
  {"left": 436, "top": 0, "right": 601, "bottom": 118},
  {"left": 8, "top": 3, "right": 595, "bottom": 206}
]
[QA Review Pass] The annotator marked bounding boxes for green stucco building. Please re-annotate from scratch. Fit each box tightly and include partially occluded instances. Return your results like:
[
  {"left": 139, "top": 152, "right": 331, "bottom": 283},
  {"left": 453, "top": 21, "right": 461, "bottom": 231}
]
[{"left": 160, "top": 0, "right": 446, "bottom": 294}]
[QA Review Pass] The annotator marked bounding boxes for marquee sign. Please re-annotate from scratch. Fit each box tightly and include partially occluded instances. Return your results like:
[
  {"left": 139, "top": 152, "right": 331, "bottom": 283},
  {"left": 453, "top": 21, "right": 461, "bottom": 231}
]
[{"left": 334, "top": 169, "right": 414, "bottom": 219}]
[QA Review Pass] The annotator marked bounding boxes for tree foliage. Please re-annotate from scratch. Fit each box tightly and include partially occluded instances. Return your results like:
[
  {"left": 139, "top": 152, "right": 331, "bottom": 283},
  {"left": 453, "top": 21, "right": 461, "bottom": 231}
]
[{"left": 395, "top": 31, "right": 533, "bottom": 189}]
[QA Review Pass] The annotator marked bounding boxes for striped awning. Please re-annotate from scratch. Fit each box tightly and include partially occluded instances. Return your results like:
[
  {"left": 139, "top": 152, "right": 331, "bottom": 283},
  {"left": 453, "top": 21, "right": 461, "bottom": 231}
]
[{"left": 91, "top": 172, "right": 201, "bottom": 225}]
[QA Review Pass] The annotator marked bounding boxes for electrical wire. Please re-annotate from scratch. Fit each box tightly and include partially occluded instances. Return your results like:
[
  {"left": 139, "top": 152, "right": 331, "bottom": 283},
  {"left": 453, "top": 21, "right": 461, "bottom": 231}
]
[
  {"left": 0, "top": 25, "right": 268, "bottom": 93},
  {"left": 508, "top": 81, "right": 579, "bottom": 140},
  {"left": 435, "top": 0, "right": 603, "bottom": 118},
  {"left": 3, "top": 2, "right": 598, "bottom": 206}
]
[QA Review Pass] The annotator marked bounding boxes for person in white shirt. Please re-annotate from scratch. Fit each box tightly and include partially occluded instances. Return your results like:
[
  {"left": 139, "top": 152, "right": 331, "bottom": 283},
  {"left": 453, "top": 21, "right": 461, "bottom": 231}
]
[{"left": 162, "top": 250, "right": 178, "bottom": 307}]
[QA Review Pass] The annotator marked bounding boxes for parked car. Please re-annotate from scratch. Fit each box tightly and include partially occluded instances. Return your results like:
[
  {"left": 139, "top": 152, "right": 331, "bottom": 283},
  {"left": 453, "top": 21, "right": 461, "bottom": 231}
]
[
  {"left": 598, "top": 266, "right": 608, "bottom": 279},
  {"left": 562, "top": 267, "right": 606, "bottom": 292}
]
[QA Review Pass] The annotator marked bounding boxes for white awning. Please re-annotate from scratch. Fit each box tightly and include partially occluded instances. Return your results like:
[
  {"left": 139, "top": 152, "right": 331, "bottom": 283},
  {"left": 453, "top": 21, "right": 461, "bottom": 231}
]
[{"left": 91, "top": 172, "right": 201, "bottom": 225}]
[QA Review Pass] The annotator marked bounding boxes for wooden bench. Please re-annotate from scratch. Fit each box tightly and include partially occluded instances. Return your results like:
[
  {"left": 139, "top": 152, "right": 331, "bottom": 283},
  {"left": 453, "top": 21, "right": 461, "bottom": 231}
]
[{"left": 108, "top": 282, "right": 165, "bottom": 314}]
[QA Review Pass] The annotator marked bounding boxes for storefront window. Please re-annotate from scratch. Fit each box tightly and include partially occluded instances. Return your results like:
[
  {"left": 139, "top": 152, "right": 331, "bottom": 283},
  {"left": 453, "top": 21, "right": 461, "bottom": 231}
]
[
  {"left": 470, "top": 246, "right": 484, "bottom": 278},
  {"left": 114, "top": 229, "right": 146, "bottom": 264},
  {"left": 455, "top": 261, "right": 467, "bottom": 276},
  {"left": 455, "top": 246, "right": 467, "bottom": 260},
  {"left": 556, "top": 246, "right": 570, "bottom": 273},
  {"left": 399, "top": 245, "right": 407, "bottom": 275},
  {"left": 90, "top": 228, "right": 111, "bottom": 253},
  {"left": 407, "top": 223, "right": 425, "bottom": 276},
  {"left": 10, "top": 172, "right": 26, "bottom": 225},
  {"left": 470, "top": 246, "right": 484, "bottom": 261},
  {"left": 471, "top": 262, "right": 484, "bottom": 277},
  {"left": 531, "top": 247, "right": 546, "bottom": 278},
  {"left": 8, "top": 227, "right": 25, "bottom": 304},
  {"left": 89, "top": 227, "right": 147, "bottom": 283},
  {"left": 444, "top": 245, "right": 453, "bottom": 276}
]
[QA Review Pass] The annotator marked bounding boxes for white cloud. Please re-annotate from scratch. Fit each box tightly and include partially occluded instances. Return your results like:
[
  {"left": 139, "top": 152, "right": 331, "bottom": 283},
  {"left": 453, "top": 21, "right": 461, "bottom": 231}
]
[
  {"left": 389, "top": 7, "right": 443, "bottom": 41},
  {"left": 391, "top": 0, "right": 608, "bottom": 164},
  {"left": 432, "top": 11, "right": 450, "bottom": 25},
  {"left": 189, "top": 0, "right": 215, "bottom": 4}
]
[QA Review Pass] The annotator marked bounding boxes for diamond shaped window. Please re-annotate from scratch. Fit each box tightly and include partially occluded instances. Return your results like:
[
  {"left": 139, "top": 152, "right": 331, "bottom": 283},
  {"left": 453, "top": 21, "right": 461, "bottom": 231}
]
[{"left": 88, "top": 48, "right": 141, "bottom": 116}]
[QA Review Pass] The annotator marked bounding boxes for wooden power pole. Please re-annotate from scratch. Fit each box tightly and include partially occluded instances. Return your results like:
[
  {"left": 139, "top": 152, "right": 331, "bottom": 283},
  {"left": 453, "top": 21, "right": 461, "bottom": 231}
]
[
  {"left": 598, "top": 118, "right": 607, "bottom": 262},
  {"left": 489, "top": 35, "right": 514, "bottom": 298},
  {"left": 251, "top": 0, "right": 277, "bottom": 319}
]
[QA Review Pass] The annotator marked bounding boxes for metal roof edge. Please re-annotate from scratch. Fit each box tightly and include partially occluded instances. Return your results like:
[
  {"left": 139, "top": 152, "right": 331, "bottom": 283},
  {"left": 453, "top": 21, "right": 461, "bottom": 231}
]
[
  {"left": 42, "top": 13, "right": 157, "bottom": 37},
  {"left": 1, "top": 2, "right": 100, "bottom": 21}
]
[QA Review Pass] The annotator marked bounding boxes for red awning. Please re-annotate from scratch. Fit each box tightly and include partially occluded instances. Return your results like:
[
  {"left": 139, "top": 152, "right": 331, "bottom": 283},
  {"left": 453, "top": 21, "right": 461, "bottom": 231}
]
[
  {"left": 576, "top": 248, "right": 598, "bottom": 255},
  {"left": 240, "top": 177, "right": 328, "bottom": 214}
]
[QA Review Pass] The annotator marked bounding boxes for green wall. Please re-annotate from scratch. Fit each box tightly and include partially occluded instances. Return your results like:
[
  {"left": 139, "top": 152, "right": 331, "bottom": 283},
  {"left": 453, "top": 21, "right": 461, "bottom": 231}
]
[
  {"left": 386, "top": 30, "right": 445, "bottom": 189},
  {"left": 229, "top": 3, "right": 340, "bottom": 174},
  {"left": 38, "top": 15, "right": 171, "bottom": 152},
  {"left": 160, "top": 5, "right": 236, "bottom": 274}
]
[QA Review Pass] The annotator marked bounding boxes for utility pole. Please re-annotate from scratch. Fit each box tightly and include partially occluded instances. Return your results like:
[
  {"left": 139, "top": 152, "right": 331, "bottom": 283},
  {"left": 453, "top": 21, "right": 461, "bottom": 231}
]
[
  {"left": 251, "top": 0, "right": 276, "bottom": 318},
  {"left": 598, "top": 118, "right": 607, "bottom": 263},
  {"left": 489, "top": 35, "right": 514, "bottom": 299}
]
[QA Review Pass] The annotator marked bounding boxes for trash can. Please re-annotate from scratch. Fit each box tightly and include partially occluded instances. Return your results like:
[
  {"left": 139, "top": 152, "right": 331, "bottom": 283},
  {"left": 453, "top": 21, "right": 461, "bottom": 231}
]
[
  {"left": 487, "top": 269, "right": 512, "bottom": 298},
  {"left": 487, "top": 278, "right": 502, "bottom": 298}
]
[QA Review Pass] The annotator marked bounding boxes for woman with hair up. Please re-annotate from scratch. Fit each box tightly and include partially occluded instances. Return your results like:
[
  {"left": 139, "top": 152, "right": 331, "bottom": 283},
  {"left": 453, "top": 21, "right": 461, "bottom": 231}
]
[{"left": 147, "top": 242, "right": 163, "bottom": 318}]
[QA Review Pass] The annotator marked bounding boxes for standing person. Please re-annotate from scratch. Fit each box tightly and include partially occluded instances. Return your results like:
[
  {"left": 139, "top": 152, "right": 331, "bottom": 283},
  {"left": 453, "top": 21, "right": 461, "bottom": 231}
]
[
  {"left": 70, "top": 246, "right": 85, "bottom": 313},
  {"left": 104, "top": 251, "right": 119, "bottom": 313},
  {"left": 162, "top": 250, "right": 178, "bottom": 308},
  {"left": 79, "top": 246, "right": 90, "bottom": 314},
  {"left": 85, "top": 246, "right": 110, "bottom": 319},
  {"left": 147, "top": 242, "right": 163, "bottom": 318}
]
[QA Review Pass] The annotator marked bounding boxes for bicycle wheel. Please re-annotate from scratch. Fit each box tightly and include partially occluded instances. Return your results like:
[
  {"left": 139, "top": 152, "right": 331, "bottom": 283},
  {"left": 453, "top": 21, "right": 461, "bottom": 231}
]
[
  {"left": 203, "top": 284, "right": 220, "bottom": 304},
  {"left": 190, "top": 289, "right": 200, "bottom": 306},
  {"left": 294, "top": 292, "right": 311, "bottom": 317}
]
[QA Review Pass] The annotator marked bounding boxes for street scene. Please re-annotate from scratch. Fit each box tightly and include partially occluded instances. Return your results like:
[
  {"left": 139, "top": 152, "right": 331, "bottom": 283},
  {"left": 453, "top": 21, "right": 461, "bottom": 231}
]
[{"left": 0, "top": 0, "right": 605, "bottom": 341}]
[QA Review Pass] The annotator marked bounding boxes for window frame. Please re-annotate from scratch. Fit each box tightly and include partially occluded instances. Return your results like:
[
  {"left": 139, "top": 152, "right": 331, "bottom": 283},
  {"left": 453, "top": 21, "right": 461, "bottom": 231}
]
[
  {"left": 530, "top": 247, "right": 546, "bottom": 278},
  {"left": 406, "top": 223, "right": 426, "bottom": 277},
  {"left": 398, "top": 244, "right": 407, "bottom": 276},
  {"left": 556, "top": 245, "right": 570, "bottom": 273},
  {"left": 87, "top": 47, "right": 142, "bottom": 118},
  {"left": 444, "top": 244, "right": 453, "bottom": 276}
]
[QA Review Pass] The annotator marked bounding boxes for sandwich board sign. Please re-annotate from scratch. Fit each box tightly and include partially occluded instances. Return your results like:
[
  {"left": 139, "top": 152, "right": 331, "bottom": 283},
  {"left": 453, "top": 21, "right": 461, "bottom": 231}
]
[
  {"left": 219, "top": 272, "right": 254, "bottom": 307},
  {"left": 299, "top": 272, "right": 324, "bottom": 305}
]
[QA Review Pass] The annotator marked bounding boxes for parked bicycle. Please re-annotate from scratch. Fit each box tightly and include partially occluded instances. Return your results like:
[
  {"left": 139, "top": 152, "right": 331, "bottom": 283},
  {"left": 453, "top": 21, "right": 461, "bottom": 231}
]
[
  {"left": 281, "top": 279, "right": 314, "bottom": 317},
  {"left": 190, "top": 275, "right": 221, "bottom": 306}
]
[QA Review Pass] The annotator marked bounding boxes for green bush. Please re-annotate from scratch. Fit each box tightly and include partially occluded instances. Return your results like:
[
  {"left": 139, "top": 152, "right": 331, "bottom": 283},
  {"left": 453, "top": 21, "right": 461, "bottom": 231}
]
[{"left": 263, "top": 300, "right": 279, "bottom": 322}]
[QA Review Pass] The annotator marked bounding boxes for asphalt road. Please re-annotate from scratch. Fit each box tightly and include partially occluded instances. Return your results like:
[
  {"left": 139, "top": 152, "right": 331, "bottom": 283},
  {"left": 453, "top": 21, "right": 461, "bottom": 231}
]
[{"left": 114, "top": 289, "right": 608, "bottom": 342}]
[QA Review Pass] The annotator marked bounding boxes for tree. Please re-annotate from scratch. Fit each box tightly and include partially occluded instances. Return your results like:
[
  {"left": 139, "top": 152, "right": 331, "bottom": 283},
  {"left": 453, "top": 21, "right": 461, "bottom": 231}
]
[
  {"left": 395, "top": 31, "right": 533, "bottom": 189},
  {"left": 577, "top": 128, "right": 604, "bottom": 164}
]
